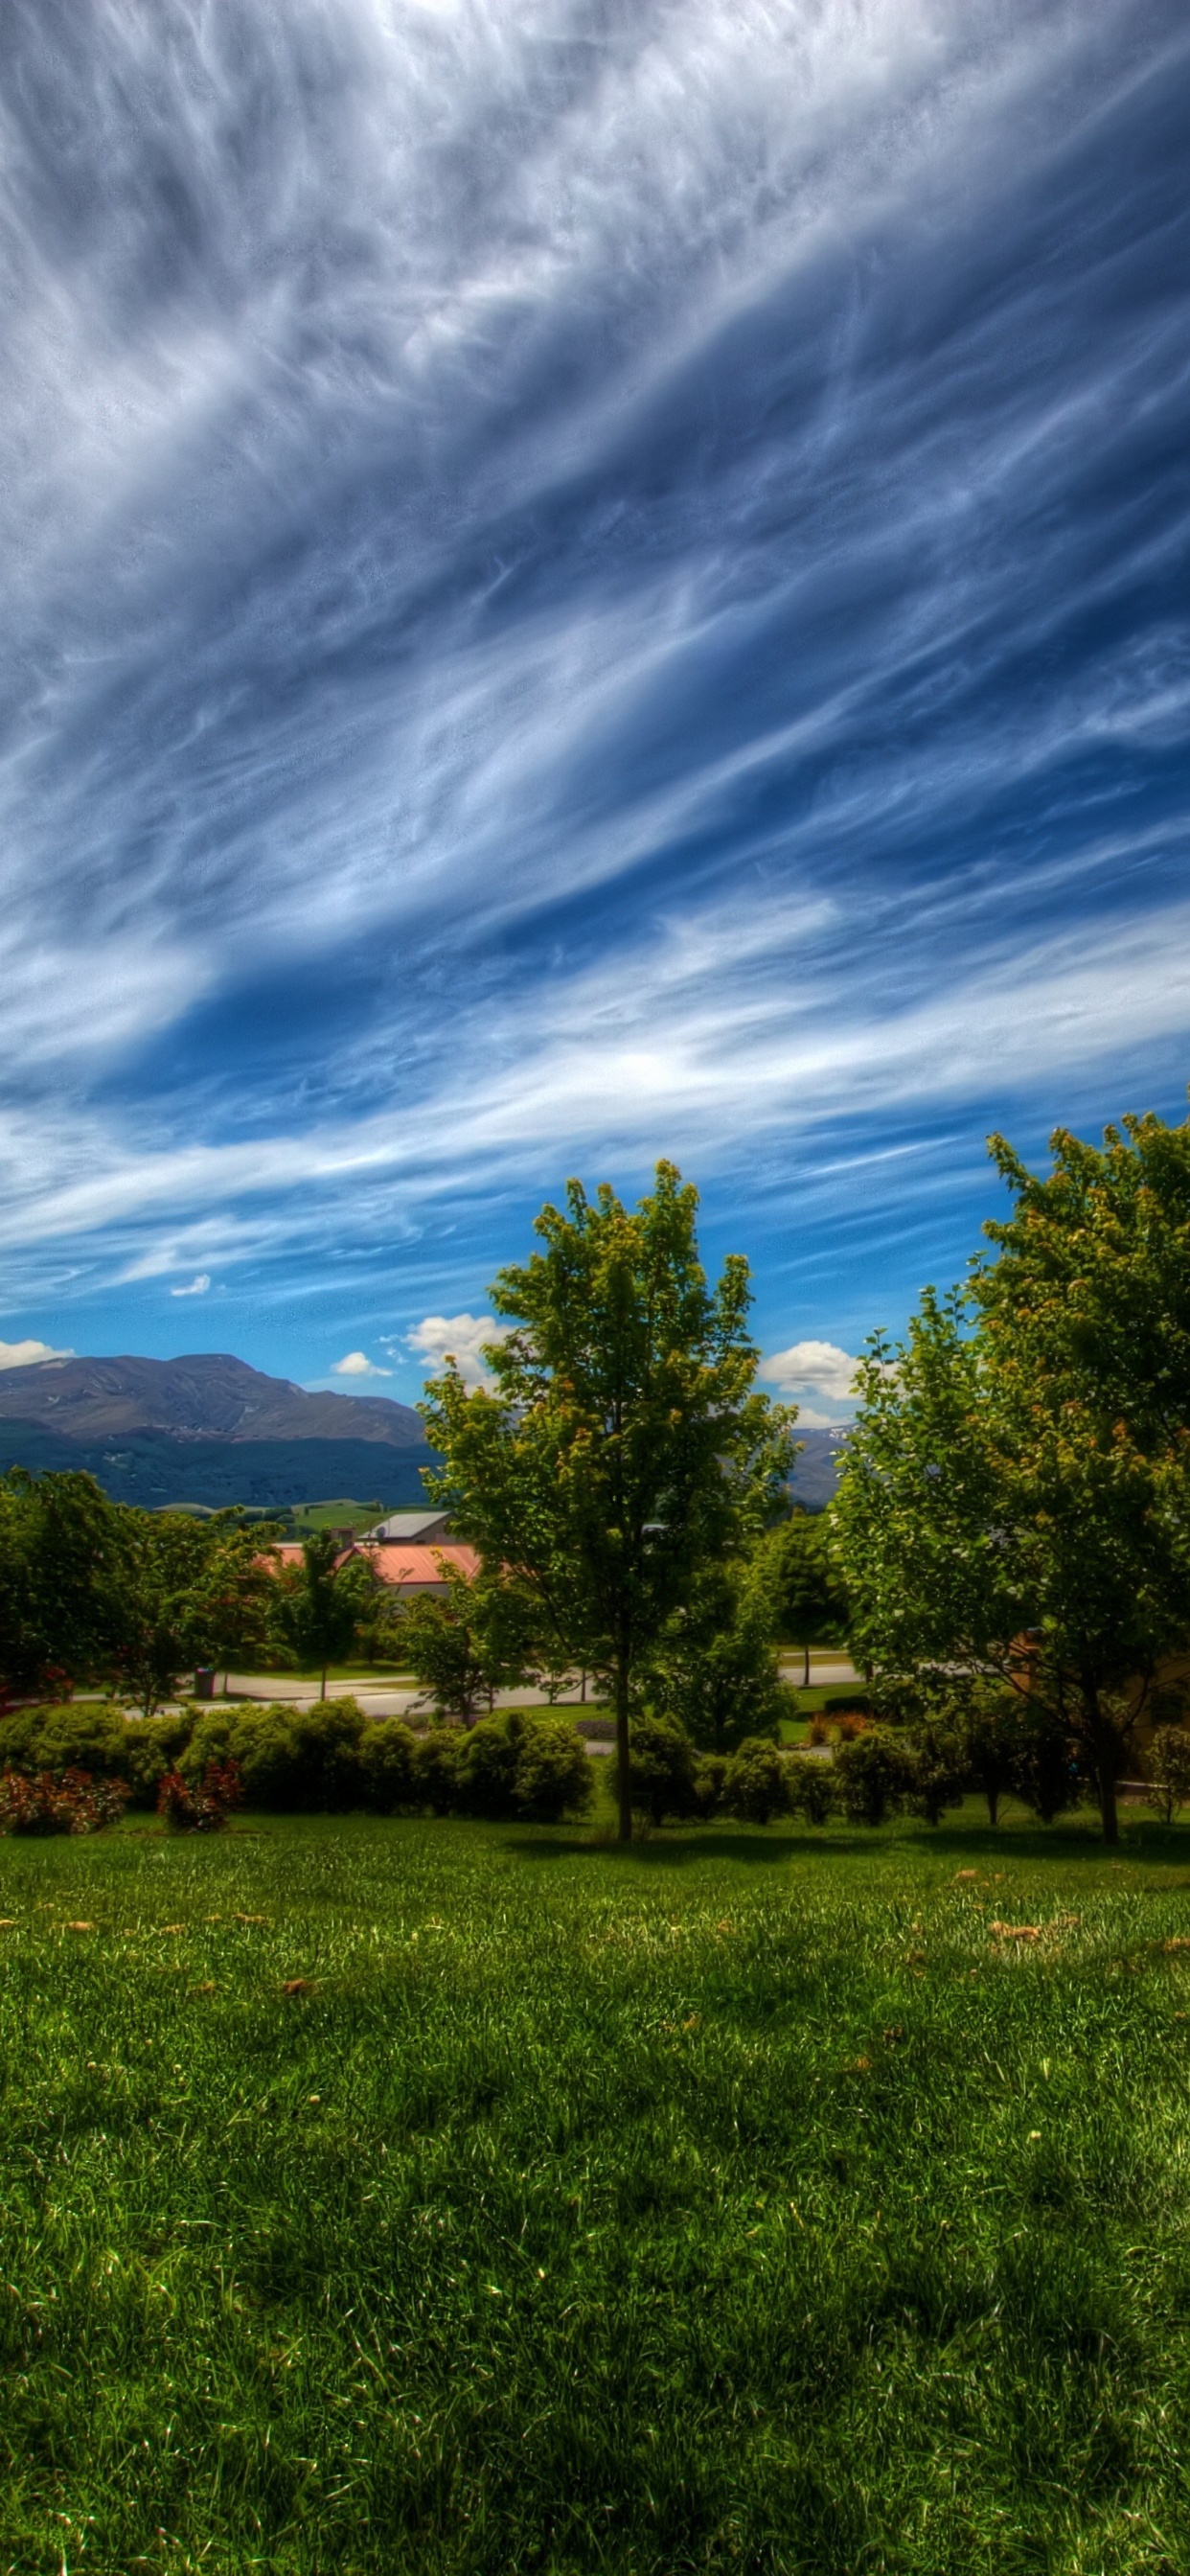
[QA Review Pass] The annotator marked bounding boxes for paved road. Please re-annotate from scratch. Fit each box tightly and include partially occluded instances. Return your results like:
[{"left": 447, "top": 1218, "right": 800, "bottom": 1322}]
[{"left": 210, "top": 1647, "right": 862, "bottom": 1718}]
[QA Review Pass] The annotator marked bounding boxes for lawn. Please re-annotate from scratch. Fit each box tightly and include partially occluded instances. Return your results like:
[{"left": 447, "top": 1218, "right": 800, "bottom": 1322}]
[{"left": 4, "top": 1806, "right": 1190, "bottom": 2573}]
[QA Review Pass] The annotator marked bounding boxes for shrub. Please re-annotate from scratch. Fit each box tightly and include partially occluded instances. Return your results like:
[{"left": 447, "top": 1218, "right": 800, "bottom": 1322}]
[
  {"left": 182, "top": 1699, "right": 369, "bottom": 1811},
  {"left": 456, "top": 1711, "right": 522, "bottom": 1819},
  {"left": 833, "top": 1710, "right": 869, "bottom": 1743},
  {"left": 785, "top": 1755, "right": 837, "bottom": 1827},
  {"left": 806, "top": 1711, "right": 830, "bottom": 1747},
  {"left": 0, "top": 1766, "right": 129, "bottom": 1835},
  {"left": 157, "top": 1760, "right": 241, "bottom": 1834},
  {"left": 692, "top": 1752, "right": 728, "bottom": 1819},
  {"left": 721, "top": 1736, "right": 789, "bottom": 1825},
  {"left": 835, "top": 1727, "right": 913, "bottom": 1828},
  {"left": 629, "top": 1714, "right": 698, "bottom": 1827},
  {"left": 513, "top": 1717, "right": 593, "bottom": 1823},
  {"left": 413, "top": 1724, "right": 463, "bottom": 1814},
  {"left": 1145, "top": 1724, "right": 1190, "bottom": 1825},
  {"left": 903, "top": 1720, "right": 967, "bottom": 1826},
  {"left": 0, "top": 1705, "right": 130, "bottom": 1784},
  {"left": 358, "top": 1719, "right": 420, "bottom": 1814},
  {"left": 1009, "top": 1701, "right": 1086, "bottom": 1824}
]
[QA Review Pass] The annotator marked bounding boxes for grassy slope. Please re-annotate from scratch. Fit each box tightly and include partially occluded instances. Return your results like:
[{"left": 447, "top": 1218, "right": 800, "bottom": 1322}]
[{"left": 4, "top": 1806, "right": 1190, "bottom": 2572}]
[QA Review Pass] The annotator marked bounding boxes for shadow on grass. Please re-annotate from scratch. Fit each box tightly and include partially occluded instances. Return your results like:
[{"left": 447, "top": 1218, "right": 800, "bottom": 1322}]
[
  {"left": 507, "top": 1828, "right": 869, "bottom": 1867},
  {"left": 510, "top": 1813, "right": 1190, "bottom": 1871}
]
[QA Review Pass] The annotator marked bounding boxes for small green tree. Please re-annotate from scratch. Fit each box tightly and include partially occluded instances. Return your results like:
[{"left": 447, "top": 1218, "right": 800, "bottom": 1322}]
[
  {"left": 271, "top": 1533, "right": 375, "bottom": 1698},
  {"left": 761, "top": 1511, "right": 849, "bottom": 1684},
  {"left": 399, "top": 1560, "right": 535, "bottom": 1722},
  {"left": 641, "top": 1557, "right": 785, "bottom": 1752},
  {"left": 420, "top": 1162, "right": 794, "bottom": 1838}
]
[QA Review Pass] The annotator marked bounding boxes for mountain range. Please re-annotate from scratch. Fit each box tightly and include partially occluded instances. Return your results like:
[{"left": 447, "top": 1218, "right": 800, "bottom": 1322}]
[
  {"left": 0, "top": 1352, "right": 434, "bottom": 1509},
  {"left": 0, "top": 1350, "right": 844, "bottom": 1511}
]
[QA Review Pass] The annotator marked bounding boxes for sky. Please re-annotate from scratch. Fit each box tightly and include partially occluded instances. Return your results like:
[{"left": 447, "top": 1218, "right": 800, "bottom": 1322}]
[{"left": 1, "top": 0, "right": 1188, "bottom": 1425}]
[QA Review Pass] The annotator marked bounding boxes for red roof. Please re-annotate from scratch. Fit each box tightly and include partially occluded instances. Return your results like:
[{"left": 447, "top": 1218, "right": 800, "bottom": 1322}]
[{"left": 360, "top": 1542, "right": 479, "bottom": 1590}]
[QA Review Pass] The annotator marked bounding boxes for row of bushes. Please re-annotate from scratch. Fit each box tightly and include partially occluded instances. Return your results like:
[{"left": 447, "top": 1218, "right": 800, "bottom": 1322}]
[{"left": 0, "top": 1699, "right": 597, "bottom": 1826}]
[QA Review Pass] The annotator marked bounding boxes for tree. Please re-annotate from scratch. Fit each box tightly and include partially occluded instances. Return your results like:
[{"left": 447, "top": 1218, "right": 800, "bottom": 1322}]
[
  {"left": 399, "top": 1559, "right": 535, "bottom": 1722},
  {"left": 1145, "top": 1726, "right": 1190, "bottom": 1826},
  {"left": 641, "top": 1556, "right": 786, "bottom": 1752},
  {"left": 761, "top": 1511, "right": 849, "bottom": 1684},
  {"left": 111, "top": 1509, "right": 217, "bottom": 1717},
  {"left": 270, "top": 1532, "right": 375, "bottom": 1698},
  {"left": 835, "top": 1108, "right": 1190, "bottom": 1843},
  {"left": 0, "top": 1468, "right": 130, "bottom": 1700},
  {"left": 420, "top": 1162, "right": 795, "bottom": 1838}
]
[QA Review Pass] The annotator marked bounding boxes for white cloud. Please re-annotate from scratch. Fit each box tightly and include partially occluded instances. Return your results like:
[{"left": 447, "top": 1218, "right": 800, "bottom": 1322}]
[
  {"left": 331, "top": 1350, "right": 391, "bottom": 1377},
  {"left": 406, "top": 1313, "right": 510, "bottom": 1391},
  {"left": 0, "top": 1337, "right": 73, "bottom": 1369},
  {"left": 763, "top": 1340, "right": 859, "bottom": 1403},
  {"left": 170, "top": 1274, "right": 211, "bottom": 1298}
]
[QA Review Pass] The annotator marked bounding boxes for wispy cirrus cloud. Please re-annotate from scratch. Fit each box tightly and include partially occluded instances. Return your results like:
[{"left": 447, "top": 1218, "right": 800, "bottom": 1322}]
[{"left": 0, "top": 0, "right": 1187, "bottom": 1375}]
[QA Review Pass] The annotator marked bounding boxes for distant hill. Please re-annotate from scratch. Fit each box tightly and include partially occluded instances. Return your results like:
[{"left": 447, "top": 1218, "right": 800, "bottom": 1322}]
[
  {"left": 788, "top": 1427, "right": 849, "bottom": 1512},
  {"left": 0, "top": 1351, "right": 427, "bottom": 1446},
  {"left": 0, "top": 1352, "right": 436, "bottom": 1509},
  {"left": 0, "top": 1350, "right": 846, "bottom": 1513}
]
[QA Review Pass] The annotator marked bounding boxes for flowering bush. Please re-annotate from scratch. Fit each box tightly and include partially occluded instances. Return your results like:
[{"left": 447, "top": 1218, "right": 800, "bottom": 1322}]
[
  {"left": 157, "top": 1758, "right": 242, "bottom": 1833},
  {"left": 0, "top": 1765, "right": 129, "bottom": 1835}
]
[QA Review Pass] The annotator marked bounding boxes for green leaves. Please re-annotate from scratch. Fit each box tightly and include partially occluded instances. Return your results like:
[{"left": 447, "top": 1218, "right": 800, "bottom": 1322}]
[
  {"left": 835, "top": 1099, "right": 1190, "bottom": 1842},
  {"left": 418, "top": 1162, "right": 795, "bottom": 1835}
]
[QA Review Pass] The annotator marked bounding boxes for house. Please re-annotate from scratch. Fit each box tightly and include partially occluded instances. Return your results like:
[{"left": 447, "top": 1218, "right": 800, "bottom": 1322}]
[
  {"left": 356, "top": 1542, "right": 479, "bottom": 1596},
  {"left": 360, "top": 1509, "right": 454, "bottom": 1544}
]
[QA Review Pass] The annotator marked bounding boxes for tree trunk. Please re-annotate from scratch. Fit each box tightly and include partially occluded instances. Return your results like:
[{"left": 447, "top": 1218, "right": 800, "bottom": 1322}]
[
  {"left": 803, "top": 1644, "right": 810, "bottom": 1688},
  {"left": 1086, "top": 1679, "right": 1120, "bottom": 1846},
  {"left": 320, "top": 1664, "right": 328, "bottom": 1703},
  {"left": 987, "top": 1785, "right": 999, "bottom": 1828},
  {"left": 614, "top": 1662, "right": 632, "bottom": 1843}
]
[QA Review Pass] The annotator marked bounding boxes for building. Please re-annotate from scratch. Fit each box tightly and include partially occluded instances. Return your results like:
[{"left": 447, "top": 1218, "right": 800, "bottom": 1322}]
[{"left": 360, "top": 1509, "right": 454, "bottom": 1544}]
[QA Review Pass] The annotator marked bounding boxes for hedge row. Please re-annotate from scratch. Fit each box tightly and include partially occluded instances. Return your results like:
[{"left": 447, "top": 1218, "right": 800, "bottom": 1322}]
[{"left": 0, "top": 1700, "right": 594, "bottom": 1826}]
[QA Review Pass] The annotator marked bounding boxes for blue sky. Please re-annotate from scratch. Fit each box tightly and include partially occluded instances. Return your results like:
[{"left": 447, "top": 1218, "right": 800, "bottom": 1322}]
[{"left": 1, "top": 0, "right": 1188, "bottom": 1423}]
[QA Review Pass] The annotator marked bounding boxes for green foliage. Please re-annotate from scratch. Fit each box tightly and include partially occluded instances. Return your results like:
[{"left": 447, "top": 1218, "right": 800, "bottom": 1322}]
[
  {"left": 270, "top": 1534, "right": 376, "bottom": 1693},
  {"left": 642, "top": 1557, "right": 786, "bottom": 1752},
  {"left": 357, "top": 1719, "right": 420, "bottom": 1814},
  {"left": 501, "top": 1713, "right": 593, "bottom": 1825},
  {"left": 1145, "top": 1724, "right": 1190, "bottom": 1825},
  {"left": 628, "top": 1711, "right": 698, "bottom": 1827},
  {"left": 903, "top": 1717, "right": 968, "bottom": 1827},
  {"left": 400, "top": 1561, "right": 535, "bottom": 1720},
  {"left": 834, "top": 1726, "right": 914, "bottom": 1828},
  {"left": 0, "top": 1467, "right": 130, "bottom": 1698},
  {"left": 412, "top": 1722, "right": 462, "bottom": 1814},
  {"left": 784, "top": 1754, "right": 838, "bottom": 1827},
  {"left": 420, "top": 1160, "right": 795, "bottom": 1836},
  {"left": 110, "top": 1509, "right": 284, "bottom": 1716},
  {"left": 182, "top": 1698, "right": 370, "bottom": 1812},
  {"left": 760, "top": 1511, "right": 849, "bottom": 1676},
  {"left": 721, "top": 1735, "right": 789, "bottom": 1825},
  {"left": 836, "top": 1103, "right": 1190, "bottom": 1844},
  {"left": 692, "top": 1751, "right": 729, "bottom": 1818}
]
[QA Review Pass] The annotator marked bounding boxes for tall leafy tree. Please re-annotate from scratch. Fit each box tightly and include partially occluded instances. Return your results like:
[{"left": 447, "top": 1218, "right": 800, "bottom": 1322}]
[
  {"left": 0, "top": 1467, "right": 130, "bottom": 1699},
  {"left": 835, "top": 1108, "right": 1190, "bottom": 1844},
  {"left": 421, "top": 1162, "right": 794, "bottom": 1838}
]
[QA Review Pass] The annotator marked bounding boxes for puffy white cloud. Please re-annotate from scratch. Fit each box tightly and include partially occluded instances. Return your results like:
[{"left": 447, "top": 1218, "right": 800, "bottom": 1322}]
[
  {"left": 763, "top": 1340, "right": 859, "bottom": 1404},
  {"left": 331, "top": 1349, "right": 391, "bottom": 1378},
  {"left": 170, "top": 1274, "right": 210, "bottom": 1298},
  {"left": 406, "top": 1314, "right": 510, "bottom": 1391},
  {"left": 0, "top": 1337, "right": 73, "bottom": 1369}
]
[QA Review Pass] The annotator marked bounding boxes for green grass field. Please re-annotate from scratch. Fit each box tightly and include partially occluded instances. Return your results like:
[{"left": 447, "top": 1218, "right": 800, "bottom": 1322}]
[{"left": 5, "top": 1805, "right": 1190, "bottom": 2573}]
